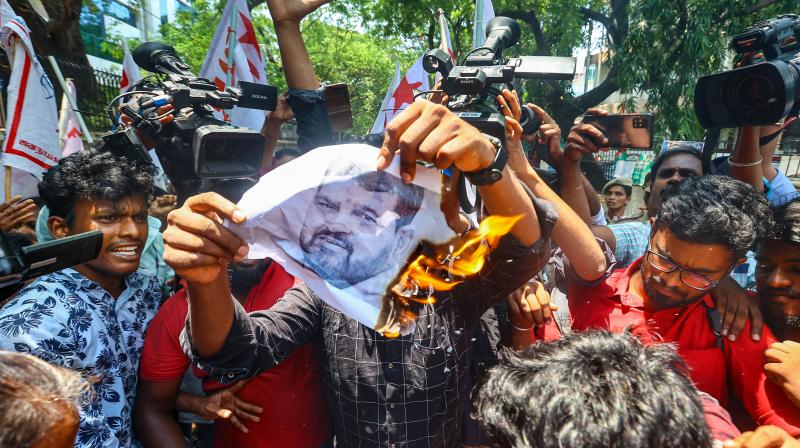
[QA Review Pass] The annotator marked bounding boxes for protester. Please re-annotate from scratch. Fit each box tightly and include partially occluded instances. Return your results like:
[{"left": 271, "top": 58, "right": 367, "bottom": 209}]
[
  {"left": 558, "top": 175, "right": 800, "bottom": 434},
  {"left": 564, "top": 120, "right": 763, "bottom": 341},
  {"left": 162, "top": 94, "right": 555, "bottom": 447},
  {"left": 602, "top": 177, "right": 635, "bottom": 223},
  {"left": 474, "top": 331, "right": 719, "bottom": 448},
  {"left": 758, "top": 198, "right": 800, "bottom": 410},
  {"left": 0, "top": 149, "right": 161, "bottom": 447},
  {"left": 0, "top": 350, "right": 87, "bottom": 448}
]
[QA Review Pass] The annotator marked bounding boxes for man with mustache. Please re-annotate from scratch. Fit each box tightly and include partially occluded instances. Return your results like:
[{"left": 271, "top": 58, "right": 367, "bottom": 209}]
[
  {"left": 296, "top": 161, "right": 423, "bottom": 297},
  {"left": 561, "top": 175, "right": 800, "bottom": 435},
  {"left": 759, "top": 197, "right": 800, "bottom": 409}
]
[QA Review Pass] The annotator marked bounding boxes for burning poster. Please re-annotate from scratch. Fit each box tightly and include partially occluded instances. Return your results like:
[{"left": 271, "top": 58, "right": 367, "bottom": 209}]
[{"left": 229, "top": 144, "right": 456, "bottom": 334}]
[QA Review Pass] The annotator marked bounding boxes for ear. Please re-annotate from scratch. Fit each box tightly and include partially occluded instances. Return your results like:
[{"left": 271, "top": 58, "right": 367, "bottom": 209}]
[
  {"left": 47, "top": 216, "right": 70, "bottom": 240},
  {"left": 391, "top": 226, "right": 416, "bottom": 258}
]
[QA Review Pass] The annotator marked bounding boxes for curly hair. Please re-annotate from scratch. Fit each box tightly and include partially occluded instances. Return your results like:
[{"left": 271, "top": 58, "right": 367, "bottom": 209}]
[
  {"left": 37, "top": 149, "right": 155, "bottom": 224},
  {"left": 656, "top": 175, "right": 774, "bottom": 254},
  {"left": 773, "top": 197, "right": 800, "bottom": 245},
  {"left": 473, "top": 331, "right": 712, "bottom": 448}
]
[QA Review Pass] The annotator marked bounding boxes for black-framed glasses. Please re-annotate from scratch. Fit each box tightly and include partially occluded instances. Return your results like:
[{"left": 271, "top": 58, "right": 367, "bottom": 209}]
[{"left": 645, "top": 249, "right": 719, "bottom": 291}]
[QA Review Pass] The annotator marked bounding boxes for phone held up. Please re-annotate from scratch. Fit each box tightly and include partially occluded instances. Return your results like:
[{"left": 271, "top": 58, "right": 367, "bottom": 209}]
[{"left": 583, "top": 113, "right": 654, "bottom": 149}]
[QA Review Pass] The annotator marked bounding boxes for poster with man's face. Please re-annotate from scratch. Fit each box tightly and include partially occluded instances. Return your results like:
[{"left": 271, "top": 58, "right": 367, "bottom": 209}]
[{"left": 229, "top": 144, "right": 455, "bottom": 332}]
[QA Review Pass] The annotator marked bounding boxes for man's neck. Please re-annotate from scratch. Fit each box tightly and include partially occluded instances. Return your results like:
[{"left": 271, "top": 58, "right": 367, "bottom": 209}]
[
  {"left": 74, "top": 265, "right": 126, "bottom": 299},
  {"left": 628, "top": 269, "right": 656, "bottom": 310},
  {"left": 608, "top": 208, "right": 625, "bottom": 219}
]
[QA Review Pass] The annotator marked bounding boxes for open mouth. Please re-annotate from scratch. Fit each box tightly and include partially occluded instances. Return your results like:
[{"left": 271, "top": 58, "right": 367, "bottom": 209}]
[{"left": 109, "top": 245, "right": 141, "bottom": 259}]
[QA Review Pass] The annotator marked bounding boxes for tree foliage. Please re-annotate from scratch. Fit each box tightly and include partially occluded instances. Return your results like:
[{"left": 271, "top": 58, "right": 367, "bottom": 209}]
[{"left": 158, "top": 0, "right": 414, "bottom": 135}]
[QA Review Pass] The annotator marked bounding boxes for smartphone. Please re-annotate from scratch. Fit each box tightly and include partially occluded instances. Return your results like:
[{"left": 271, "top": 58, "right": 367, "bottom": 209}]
[
  {"left": 582, "top": 113, "right": 654, "bottom": 149},
  {"left": 325, "top": 83, "right": 353, "bottom": 132},
  {"left": 21, "top": 230, "right": 103, "bottom": 280}
]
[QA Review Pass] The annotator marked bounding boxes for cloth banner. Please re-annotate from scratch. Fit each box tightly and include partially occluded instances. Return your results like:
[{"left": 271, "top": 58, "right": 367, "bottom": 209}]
[
  {"left": 0, "top": 0, "right": 59, "bottom": 179},
  {"left": 200, "top": 0, "right": 267, "bottom": 131},
  {"left": 120, "top": 40, "right": 141, "bottom": 94},
  {"left": 228, "top": 144, "right": 455, "bottom": 334},
  {"left": 58, "top": 79, "right": 83, "bottom": 157},
  {"left": 472, "top": 0, "right": 495, "bottom": 48},
  {"left": 370, "top": 62, "right": 401, "bottom": 135}
]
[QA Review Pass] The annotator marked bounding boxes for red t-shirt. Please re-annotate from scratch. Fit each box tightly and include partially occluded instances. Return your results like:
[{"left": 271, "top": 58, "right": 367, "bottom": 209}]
[
  {"left": 562, "top": 257, "right": 800, "bottom": 436},
  {"left": 139, "top": 262, "right": 332, "bottom": 448}
]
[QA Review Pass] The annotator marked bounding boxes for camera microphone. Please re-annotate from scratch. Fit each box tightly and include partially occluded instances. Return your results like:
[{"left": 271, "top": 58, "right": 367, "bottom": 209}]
[{"left": 133, "top": 42, "right": 194, "bottom": 78}]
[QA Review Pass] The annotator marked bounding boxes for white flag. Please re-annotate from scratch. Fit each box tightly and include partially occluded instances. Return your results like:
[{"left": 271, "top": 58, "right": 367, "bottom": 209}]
[
  {"left": 435, "top": 10, "right": 455, "bottom": 84},
  {"left": 381, "top": 56, "right": 430, "bottom": 131},
  {"left": 0, "top": 0, "right": 60, "bottom": 179},
  {"left": 472, "top": 0, "right": 496, "bottom": 48},
  {"left": 200, "top": 0, "right": 267, "bottom": 131},
  {"left": 370, "top": 62, "right": 401, "bottom": 135},
  {"left": 120, "top": 40, "right": 140, "bottom": 94},
  {"left": 58, "top": 79, "right": 83, "bottom": 157}
]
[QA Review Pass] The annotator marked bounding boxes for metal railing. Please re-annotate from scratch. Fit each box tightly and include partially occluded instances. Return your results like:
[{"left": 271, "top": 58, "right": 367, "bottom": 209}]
[{"left": 52, "top": 59, "right": 121, "bottom": 134}]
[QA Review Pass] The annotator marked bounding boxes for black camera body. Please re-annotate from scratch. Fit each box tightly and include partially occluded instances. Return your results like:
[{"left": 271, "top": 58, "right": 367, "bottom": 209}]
[
  {"left": 108, "top": 42, "right": 278, "bottom": 183},
  {"left": 423, "top": 17, "right": 576, "bottom": 143},
  {"left": 695, "top": 14, "right": 800, "bottom": 129}
]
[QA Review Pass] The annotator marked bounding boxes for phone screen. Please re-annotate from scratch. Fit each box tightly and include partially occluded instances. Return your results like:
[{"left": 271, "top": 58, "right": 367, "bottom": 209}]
[
  {"left": 583, "top": 113, "right": 654, "bottom": 149},
  {"left": 324, "top": 83, "right": 353, "bottom": 132}
]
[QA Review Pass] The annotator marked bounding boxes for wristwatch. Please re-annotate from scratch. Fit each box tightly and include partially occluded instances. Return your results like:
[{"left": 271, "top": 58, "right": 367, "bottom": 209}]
[{"left": 463, "top": 133, "right": 507, "bottom": 186}]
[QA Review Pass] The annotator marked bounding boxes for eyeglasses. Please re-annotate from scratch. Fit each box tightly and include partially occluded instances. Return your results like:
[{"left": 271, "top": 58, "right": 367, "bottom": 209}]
[{"left": 645, "top": 249, "right": 719, "bottom": 291}]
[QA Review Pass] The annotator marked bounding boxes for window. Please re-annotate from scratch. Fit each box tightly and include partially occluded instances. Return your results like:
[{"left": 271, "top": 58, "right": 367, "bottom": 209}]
[{"left": 106, "top": 0, "right": 137, "bottom": 28}]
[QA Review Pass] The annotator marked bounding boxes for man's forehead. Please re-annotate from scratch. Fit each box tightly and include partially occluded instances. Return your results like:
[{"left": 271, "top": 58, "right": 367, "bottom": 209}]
[
  {"left": 80, "top": 196, "right": 147, "bottom": 212},
  {"left": 658, "top": 153, "right": 702, "bottom": 171},
  {"left": 759, "top": 240, "right": 800, "bottom": 261},
  {"left": 318, "top": 180, "right": 397, "bottom": 203}
]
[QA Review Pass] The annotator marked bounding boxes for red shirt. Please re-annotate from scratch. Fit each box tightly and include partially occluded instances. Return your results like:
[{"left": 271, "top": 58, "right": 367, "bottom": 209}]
[
  {"left": 564, "top": 257, "right": 800, "bottom": 436},
  {"left": 139, "top": 262, "right": 332, "bottom": 448}
]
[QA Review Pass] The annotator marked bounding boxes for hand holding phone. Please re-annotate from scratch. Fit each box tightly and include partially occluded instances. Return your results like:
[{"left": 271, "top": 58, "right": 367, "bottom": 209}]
[{"left": 582, "top": 113, "right": 654, "bottom": 149}]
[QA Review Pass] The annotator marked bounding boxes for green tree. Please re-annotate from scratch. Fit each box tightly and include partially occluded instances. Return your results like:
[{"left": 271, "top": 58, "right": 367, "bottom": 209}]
[
  {"left": 341, "top": 0, "right": 797, "bottom": 140},
  {"left": 158, "top": 0, "right": 414, "bottom": 135}
]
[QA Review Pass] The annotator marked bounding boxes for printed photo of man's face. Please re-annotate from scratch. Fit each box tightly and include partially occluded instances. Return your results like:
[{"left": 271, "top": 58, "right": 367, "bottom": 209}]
[{"left": 299, "top": 163, "right": 423, "bottom": 289}]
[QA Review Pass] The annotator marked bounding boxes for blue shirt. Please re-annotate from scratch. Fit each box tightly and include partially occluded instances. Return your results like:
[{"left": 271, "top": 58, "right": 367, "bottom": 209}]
[{"left": 0, "top": 269, "right": 161, "bottom": 447}]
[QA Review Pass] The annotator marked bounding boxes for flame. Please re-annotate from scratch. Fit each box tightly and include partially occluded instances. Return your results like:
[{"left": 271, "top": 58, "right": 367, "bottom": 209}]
[
  {"left": 380, "top": 214, "right": 521, "bottom": 338},
  {"left": 394, "top": 214, "right": 522, "bottom": 294}
]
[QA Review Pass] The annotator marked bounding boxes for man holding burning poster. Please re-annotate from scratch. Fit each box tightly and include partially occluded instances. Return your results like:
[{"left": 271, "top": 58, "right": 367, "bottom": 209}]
[{"left": 163, "top": 100, "right": 557, "bottom": 446}]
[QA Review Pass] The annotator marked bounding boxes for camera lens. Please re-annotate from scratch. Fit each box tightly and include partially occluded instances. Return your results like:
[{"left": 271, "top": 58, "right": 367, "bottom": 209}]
[{"left": 737, "top": 75, "right": 775, "bottom": 107}]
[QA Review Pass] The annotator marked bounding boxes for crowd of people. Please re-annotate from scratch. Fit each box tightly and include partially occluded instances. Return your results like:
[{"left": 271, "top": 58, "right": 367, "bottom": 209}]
[{"left": 1, "top": 0, "right": 799, "bottom": 447}]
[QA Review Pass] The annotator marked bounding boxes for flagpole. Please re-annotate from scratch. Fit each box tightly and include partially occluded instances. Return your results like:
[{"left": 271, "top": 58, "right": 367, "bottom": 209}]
[
  {"left": 437, "top": 9, "right": 447, "bottom": 52},
  {"left": 226, "top": 4, "right": 238, "bottom": 89},
  {"left": 46, "top": 56, "right": 93, "bottom": 144}
]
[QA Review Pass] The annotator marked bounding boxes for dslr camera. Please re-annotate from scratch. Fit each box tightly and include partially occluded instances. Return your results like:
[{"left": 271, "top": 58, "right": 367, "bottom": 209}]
[
  {"left": 106, "top": 42, "right": 277, "bottom": 182},
  {"left": 695, "top": 14, "right": 800, "bottom": 128},
  {"left": 422, "top": 16, "right": 576, "bottom": 143}
]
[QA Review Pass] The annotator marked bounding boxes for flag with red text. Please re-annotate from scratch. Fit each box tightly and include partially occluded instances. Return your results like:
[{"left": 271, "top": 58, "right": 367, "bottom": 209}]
[
  {"left": 199, "top": 0, "right": 267, "bottom": 131},
  {"left": 0, "top": 0, "right": 59, "bottom": 178}
]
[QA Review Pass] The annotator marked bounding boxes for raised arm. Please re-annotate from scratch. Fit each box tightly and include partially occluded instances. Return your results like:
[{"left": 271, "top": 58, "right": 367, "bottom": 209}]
[
  {"left": 496, "top": 91, "right": 607, "bottom": 281},
  {"left": 729, "top": 127, "right": 764, "bottom": 192}
]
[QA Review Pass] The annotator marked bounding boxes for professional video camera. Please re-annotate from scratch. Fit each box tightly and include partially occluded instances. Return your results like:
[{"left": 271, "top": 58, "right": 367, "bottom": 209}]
[
  {"left": 106, "top": 42, "right": 278, "bottom": 181},
  {"left": 422, "top": 16, "right": 576, "bottom": 142},
  {"left": 0, "top": 230, "right": 103, "bottom": 290},
  {"left": 695, "top": 14, "right": 800, "bottom": 129}
]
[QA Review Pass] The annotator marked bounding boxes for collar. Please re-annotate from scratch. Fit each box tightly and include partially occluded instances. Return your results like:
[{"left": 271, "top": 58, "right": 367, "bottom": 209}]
[
  {"left": 610, "top": 257, "right": 715, "bottom": 310},
  {"left": 50, "top": 268, "right": 143, "bottom": 307}
]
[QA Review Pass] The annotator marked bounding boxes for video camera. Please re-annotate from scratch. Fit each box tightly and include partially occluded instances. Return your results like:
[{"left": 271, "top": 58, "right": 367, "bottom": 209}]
[
  {"left": 695, "top": 14, "right": 800, "bottom": 129},
  {"left": 106, "top": 42, "right": 278, "bottom": 181},
  {"left": 422, "top": 16, "right": 576, "bottom": 142},
  {"left": 0, "top": 230, "right": 103, "bottom": 290}
]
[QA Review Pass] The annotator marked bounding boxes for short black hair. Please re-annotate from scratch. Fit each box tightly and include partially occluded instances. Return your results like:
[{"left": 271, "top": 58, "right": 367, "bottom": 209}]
[
  {"left": 650, "top": 143, "right": 704, "bottom": 179},
  {"left": 773, "top": 197, "right": 800, "bottom": 245},
  {"left": 38, "top": 149, "right": 155, "bottom": 224},
  {"left": 657, "top": 175, "right": 773, "bottom": 255},
  {"left": 474, "top": 331, "right": 712, "bottom": 448},
  {"left": 274, "top": 147, "right": 302, "bottom": 160}
]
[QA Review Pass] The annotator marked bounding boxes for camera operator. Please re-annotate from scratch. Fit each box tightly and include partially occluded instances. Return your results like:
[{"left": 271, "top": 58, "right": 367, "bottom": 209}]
[{"left": 0, "top": 149, "right": 162, "bottom": 448}]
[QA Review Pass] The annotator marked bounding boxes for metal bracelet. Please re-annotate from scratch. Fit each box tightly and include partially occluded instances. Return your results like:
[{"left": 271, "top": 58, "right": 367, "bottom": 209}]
[
  {"left": 728, "top": 155, "right": 763, "bottom": 167},
  {"left": 510, "top": 323, "right": 534, "bottom": 332}
]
